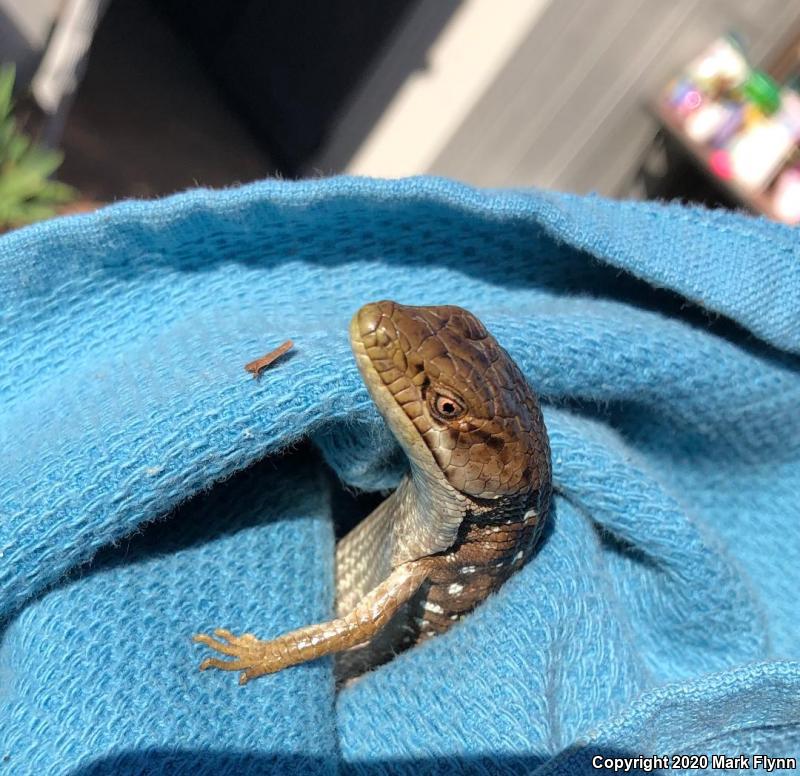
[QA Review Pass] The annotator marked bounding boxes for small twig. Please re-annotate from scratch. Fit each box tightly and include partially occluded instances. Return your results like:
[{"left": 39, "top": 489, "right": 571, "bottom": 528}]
[{"left": 244, "top": 340, "right": 294, "bottom": 378}]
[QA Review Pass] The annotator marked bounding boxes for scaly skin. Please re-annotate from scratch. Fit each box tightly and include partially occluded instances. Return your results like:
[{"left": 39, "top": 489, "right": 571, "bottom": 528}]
[{"left": 195, "top": 301, "right": 552, "bottom": 684}]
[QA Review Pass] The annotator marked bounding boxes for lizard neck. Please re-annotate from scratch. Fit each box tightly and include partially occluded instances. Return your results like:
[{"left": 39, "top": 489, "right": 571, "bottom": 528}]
[{"left": 388, "top": 465, "right": 470, "bottom": 566}]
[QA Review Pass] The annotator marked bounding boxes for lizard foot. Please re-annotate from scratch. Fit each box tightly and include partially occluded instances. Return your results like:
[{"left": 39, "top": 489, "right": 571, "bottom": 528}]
[{"left": 193, "top": 628, "right": 284, "bottom": 684}]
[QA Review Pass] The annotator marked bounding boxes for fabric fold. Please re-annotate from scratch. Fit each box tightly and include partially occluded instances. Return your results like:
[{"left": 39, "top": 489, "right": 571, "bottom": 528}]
[{"left": 1, "top": 176, "right": 797, "bottom": 774}]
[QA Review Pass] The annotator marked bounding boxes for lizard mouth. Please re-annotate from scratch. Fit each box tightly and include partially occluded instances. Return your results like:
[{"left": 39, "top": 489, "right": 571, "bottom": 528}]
[{"left": 349, "top": 302, "right": 431, "bottom": 466}]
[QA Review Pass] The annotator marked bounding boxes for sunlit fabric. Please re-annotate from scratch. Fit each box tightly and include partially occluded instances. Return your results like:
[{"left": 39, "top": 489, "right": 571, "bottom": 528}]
[{"left": 1, "top": 177, "right": 798, "bottom": 774}]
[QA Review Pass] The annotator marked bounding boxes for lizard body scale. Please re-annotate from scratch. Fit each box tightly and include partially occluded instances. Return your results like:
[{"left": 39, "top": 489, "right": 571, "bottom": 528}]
[{"left": 195, "top": 301, "right": 552, "bottom": 684}]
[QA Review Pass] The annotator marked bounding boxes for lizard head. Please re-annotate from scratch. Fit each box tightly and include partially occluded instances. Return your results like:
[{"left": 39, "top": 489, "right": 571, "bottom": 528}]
[{"left": 350, "top": 300, "right": 550, "bottom": 502}]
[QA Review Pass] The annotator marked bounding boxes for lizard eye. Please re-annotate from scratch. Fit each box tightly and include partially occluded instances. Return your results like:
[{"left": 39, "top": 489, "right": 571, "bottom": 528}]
[{"left": 429, "top": 390, "right": 467, "bottom": 422}]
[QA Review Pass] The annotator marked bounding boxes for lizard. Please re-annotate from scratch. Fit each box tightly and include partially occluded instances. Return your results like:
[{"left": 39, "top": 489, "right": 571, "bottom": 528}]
[{"left": 194, "top": 300, "right": 552, "bottom": 684}]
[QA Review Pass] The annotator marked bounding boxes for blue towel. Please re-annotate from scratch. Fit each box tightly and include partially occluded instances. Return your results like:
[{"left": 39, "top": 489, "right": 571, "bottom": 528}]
[{"left": 1, "top": 177, "right": 798, "bottom": 775}]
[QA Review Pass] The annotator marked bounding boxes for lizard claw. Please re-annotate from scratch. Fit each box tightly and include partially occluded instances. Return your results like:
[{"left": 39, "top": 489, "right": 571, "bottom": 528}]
[
  {"left": 199, "top": 656, "right": 249, "bottom": 672},
  {"left": 193, "top": 627, "right": 281, "bottom": 682}
]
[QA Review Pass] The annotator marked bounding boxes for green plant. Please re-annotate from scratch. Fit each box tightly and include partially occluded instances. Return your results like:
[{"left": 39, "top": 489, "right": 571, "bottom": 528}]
[{"left": 0, "top": 63, "right": 76, "bottom": 230}]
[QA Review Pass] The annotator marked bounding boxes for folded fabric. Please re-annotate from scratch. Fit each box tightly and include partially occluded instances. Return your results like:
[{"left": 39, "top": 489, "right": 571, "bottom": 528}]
[{"left": 0, "top": 177, "right": 798, "bottom": 775}]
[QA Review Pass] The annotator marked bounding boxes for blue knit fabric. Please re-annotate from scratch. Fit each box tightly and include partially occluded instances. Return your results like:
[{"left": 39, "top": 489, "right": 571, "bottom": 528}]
[{"left": 0, "top": 177, "right": 798, "bottom": 775}]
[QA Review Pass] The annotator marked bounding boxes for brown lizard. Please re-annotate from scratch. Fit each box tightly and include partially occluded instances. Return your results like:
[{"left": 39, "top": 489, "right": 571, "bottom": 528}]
[{"left": 194, "top": 301, "right": 552, "bottom": 684}]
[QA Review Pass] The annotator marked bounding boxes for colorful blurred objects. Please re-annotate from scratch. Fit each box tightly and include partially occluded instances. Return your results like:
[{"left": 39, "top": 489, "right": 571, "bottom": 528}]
[
  {"left": 773, "top": 166, "right": 800, "bottom": 222},
  {"left": 708, "top": 149, "right": 733, "bottom": 179},
  {"left": 660, "top": 35, "right": 800, "bottom": 224}
]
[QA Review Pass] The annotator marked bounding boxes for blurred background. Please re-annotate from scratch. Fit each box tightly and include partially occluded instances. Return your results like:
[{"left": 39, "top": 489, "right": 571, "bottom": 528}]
[{"left": 3, "top": 0, "right": 800, "bottom": 231}]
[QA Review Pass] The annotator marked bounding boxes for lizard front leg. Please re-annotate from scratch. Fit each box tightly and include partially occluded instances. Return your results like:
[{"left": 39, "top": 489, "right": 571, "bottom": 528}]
[{"left": 194, "top": 561, "right": 428, "bottom": 684}]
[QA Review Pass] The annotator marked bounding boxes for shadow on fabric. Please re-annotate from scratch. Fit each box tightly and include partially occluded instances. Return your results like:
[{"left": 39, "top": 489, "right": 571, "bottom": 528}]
[{"left": 71, "top": 745, "right": 655, "bottom": 775}]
